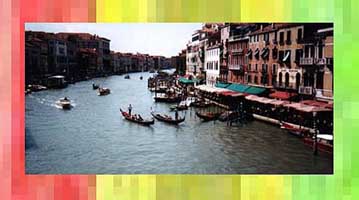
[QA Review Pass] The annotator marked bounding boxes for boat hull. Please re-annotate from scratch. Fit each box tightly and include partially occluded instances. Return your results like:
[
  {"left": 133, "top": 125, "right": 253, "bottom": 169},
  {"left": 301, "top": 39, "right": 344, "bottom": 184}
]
[
  {"left": 151, "top": 112, "right": 185, "bottom": 125},
  {"left": 120, "top": 109, "right": 154, "bottom": 126}
]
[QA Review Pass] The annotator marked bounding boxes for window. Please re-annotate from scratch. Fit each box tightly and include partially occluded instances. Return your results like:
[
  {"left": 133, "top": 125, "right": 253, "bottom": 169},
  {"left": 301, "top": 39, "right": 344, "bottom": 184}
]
[
  {"left": 286, "top": 31, "right": 291, "bottom": 44},
  {"left": 272, "top": 64, "right": 277, "bottom": 74},
  {"left": 279, "top": 32, "right": 284, "bottom": 43},
  {"left": 279, "top": 50, "right": 284, "bottom": 61},
  {"left": 255, "top": 64, "right": 258, "bottom": 71},
  {"left": 318, "top": 45, "right": 323, "bottom": 58},
  {"left": 215, "top": 61, "right": 218, "bottom": 70},
  {"left": 297, "top": 28, "right": 303, "bottom": 41},
  {"left": 295, "top": 49, "right": 303, "bottom": 62},
  {"left": 310, "top": 46, "right": 315, "bottom": 57},
  {"left": 272, "top": 47, "right": 278, "bottom": 59},
  {"left": 249, "top": 64, "right": 251, "bottom": 71},
  {"left": 305, "top": 46, "right": 310, "bottom": 57}
]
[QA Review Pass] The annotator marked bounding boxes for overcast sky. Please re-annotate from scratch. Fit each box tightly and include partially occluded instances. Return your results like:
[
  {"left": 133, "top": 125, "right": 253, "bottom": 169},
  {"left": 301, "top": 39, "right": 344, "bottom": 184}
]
[{"left": 25, "top": 23, "right": 202, "bottom": 57}]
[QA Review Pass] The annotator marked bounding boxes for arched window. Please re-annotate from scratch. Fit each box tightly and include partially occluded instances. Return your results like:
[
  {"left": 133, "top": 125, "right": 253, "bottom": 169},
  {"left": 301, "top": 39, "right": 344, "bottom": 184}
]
[
  {"left": 285, "top": 72, "right": 290, "bottom": 87},
  {"left": 279, "top": 72, "right": 283, "bottom": 86}
]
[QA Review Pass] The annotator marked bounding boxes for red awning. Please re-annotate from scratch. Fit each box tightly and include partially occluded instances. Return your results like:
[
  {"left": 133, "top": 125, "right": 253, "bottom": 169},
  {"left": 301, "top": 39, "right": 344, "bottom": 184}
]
[
  {"left": 218, "top": 91, "right": 243, "bottom": 97},
  {"left": 269, "top": 91, "right": 296, "bottom": 100}
]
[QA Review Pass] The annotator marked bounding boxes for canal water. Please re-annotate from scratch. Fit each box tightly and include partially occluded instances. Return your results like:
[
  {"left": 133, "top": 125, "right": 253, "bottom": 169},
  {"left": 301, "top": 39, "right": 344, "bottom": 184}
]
[{"left": 25, "top": 72, "right": 333, "bottom": 174}]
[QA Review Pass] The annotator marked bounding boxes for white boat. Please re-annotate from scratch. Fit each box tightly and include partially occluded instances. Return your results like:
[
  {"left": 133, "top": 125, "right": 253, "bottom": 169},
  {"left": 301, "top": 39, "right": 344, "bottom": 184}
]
[{"left": 56, "top": 97, "right": 71, "bottom": 109}]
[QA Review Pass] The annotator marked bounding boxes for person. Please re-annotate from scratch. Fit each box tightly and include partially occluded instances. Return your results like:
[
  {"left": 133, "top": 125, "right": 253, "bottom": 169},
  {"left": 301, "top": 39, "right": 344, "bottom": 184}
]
[
  {"left": 138, "top": 114, "right": 143, "bottom": 121},
  {"left": 175, "top": 109, "right": 179, "bottom": 120},
  {"left": 128, "top": 104, "right": 132, "bottom": 115},
  {"left": 64, "top": 97, "right": 68, "bottom": 101}
]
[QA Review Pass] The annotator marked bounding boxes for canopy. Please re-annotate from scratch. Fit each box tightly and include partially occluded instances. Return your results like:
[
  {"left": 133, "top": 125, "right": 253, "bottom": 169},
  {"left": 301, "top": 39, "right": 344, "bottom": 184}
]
[
  {"left": 284, "top": 102, "right": 331, "bottom": 113},
  {"left": 283, "top": 51, "right": 290, "bottom": 62},
  {"left": 244, "top": 86, "right": 267, "bottom": 95},
  {"left": 246, "top": 49, "right": 252, "bottom": 57},
  {"left": 245, "top": 95, "right": 288, "bottom": 106},
  {"left": 179, "top": 77, "right": 199, "bottom": 84},
  {"left": 317, "top": 134, "right": 333, "bottom": 141},
  {"left": 227, "top": 83, "right": 250, "bottom": 93},
  {"left": 215, "top": 82, "right": 231, "bottom": 88},
  {"left": 195, "top": 84, "right": 231, "bottom": 93},
  {"left": 269, "top": 91, "right": 297, "bottom": 100},
  {"left": 254, "top": 48, "right": 259, "bottom": 57},
  {"left": 218, "top": 91, "right": 243, "bottom": 97}
]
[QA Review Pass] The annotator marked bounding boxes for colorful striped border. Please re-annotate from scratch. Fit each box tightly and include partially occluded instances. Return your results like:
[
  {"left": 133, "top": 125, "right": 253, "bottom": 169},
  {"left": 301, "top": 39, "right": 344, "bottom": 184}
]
[{"left": 0, "top": 0, "right": 358, "bottom": 199}]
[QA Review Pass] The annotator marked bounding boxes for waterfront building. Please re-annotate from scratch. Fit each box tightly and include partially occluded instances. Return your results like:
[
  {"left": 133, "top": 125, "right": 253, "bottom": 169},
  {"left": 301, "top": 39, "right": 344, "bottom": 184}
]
[
  {"left": 77, "top": 48, "right": 98, "bottom": 78},
  {"left": 111, "top": 51, "right": 123, "bottom": 74},
  {"left": 299, "top": 26, "right": 333, "bottom": 102},
  {"left": 171, "top": 49, "right": 186, "bottom": 75},
  {"left": 204, "top": 31, "right": 221, "bottom": 86},
  {"left": 227, "top": 24, "right": 257, "bottom": 84}
]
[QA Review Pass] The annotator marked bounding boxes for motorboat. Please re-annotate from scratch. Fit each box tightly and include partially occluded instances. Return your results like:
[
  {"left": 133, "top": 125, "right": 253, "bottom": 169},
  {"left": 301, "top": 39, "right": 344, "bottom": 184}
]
[{"left": 56, "top": 97, "right": 71, "bottom": 110}]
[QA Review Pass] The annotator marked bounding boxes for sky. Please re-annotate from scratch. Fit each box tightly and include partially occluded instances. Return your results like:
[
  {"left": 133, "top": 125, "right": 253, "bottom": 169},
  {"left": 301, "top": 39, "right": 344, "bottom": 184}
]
[{"left": 25, "top": 23, "right": 202, "bottom": 57}]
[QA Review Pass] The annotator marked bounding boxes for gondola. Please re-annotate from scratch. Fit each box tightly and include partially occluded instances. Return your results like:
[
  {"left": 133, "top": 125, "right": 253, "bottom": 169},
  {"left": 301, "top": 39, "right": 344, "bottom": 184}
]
[
  {"left": 303, "top": 134, "right": 333, "bottom": 154},
  {"left": 124, "top": 74, "right": 130, "bottom": 79},
  {"left": 92, "top": 83, "right": 99, "bottom": 90},
  {"left": 280, "top": 122, "right": 308, "bottom": 137},
  {"left": 120, "top": 109, "right": 154, "bottom": 126},
  {"left": 140, "top": 76, "right": 143, "bottom": 80},
  {"left": 98, "top": 87, "right": 111, "bottom": 96},
  {"left": 151, "top": 112, "right": 185, "bottom": 125},
  {"left": 195, "top": 111, "right": 221, "bottom": 121}
]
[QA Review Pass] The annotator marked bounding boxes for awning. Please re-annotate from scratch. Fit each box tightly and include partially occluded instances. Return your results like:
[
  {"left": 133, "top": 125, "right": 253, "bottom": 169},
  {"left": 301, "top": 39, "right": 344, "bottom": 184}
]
[
  {"left": 195, "top": 84, "right": 231, "bottom": 93},
  {"left": 246, "top": 49, "right": 252, "bottom": 57},
  {"left": 215, "top": 82, "right": 231, "bottom": 88},
  {"left": 283, "top": 51, "right": 290, "bottom": 62},
  {"left": 269, "top": 91, "right": 297, "bottom": 100},
  {"left": 254, "top": 48, "right": 259, "bottom": 57},
  {"left": 227, "top": 83, "right": 250, "bottom": 93},
  {"left": 218, "top": 91, "right": 243, "bottom": 97},
  {"left": 300, "top": 100, "right": 327, "bottom": 107},
  {"left": 246, "top": 95, "right": 289, "bottom": 106},
  {"left": 179, "top": 77, "right": 200, "bottom": 84},
  {"left": 284, "top": 102, "right": 331, "bottom": 113},
  {"left": 260, "top": 48, "right": 268, "bottom": 58},
  {"left": 244, "top": 86, "right": 267, "bottom": 95}
]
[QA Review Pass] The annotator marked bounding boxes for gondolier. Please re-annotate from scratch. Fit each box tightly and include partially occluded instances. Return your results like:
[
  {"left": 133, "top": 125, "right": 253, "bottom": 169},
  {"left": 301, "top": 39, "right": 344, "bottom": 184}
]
[
  {"left": 128, "top": 104, "right": 132, "bottom": 115},
  {"left": 175, "top": 110, "right": 179, "bottom": 120}
]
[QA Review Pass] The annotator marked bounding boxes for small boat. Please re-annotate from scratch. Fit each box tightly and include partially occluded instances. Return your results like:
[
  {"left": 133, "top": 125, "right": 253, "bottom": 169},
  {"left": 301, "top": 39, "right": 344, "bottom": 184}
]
[
  {"left": 149, "top": 69, "right": 155, "bottom": 73},
  {"left": 124, "top": 74, "right": 130, "bottom": 79},
  {"left": 92, "top": 83, "right": 99, "bottom": 90},
  {"left": 120, "top": 109, "right": 154, "bottom": 126},
  {"left": 280, "top": 122, "right": 309, "bottom": 137},
  {"left": 140, "top": 76, "right": 143, "bottom": 80},
  {"left": 191, "top": 101, "right": 212, "bottom": 108},
  {"left": 28, "top": 84, "right": 47, "bottom": 92},
  {"left": 303, "top": 134, "right": 333, "bottom": 154},
  {"left": 170, "top": 104, "right": 188, "bottom": 111},
  {"left": 195, "top": 111, "right": 222, "bottom": 121},
  {"left": 98, "top": 87, "right": 111, "bottom": 96},
  {"left": 154, "top": 96, "right": 181, "bottom": 103},
  {"left": 151, "top": 112, "right": 185, "bottom": 125},
  {"left": 56, "top": 97, "right": 71, "bottom": 110}
]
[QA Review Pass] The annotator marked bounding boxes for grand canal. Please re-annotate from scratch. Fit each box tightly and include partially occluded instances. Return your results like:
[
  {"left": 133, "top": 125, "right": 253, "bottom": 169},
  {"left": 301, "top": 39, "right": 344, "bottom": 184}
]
[{"left": 25, "top": 72, "right": 332, "bottom": 174}]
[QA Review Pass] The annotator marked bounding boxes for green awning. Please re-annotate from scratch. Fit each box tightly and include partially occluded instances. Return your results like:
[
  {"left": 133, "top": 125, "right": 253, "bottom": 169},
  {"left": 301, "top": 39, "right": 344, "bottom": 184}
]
[
  {"left": 215, "top": 82, "right": 231, "bottom": 88},
  {"left": 178, "top": 77, "right": 200, "bottom": 84},
  {"left": 245, "top": 86, "right": 267, "bottom": 95},
  {"left": 227, "top": 83, "right": 250, "bottom": 93}
]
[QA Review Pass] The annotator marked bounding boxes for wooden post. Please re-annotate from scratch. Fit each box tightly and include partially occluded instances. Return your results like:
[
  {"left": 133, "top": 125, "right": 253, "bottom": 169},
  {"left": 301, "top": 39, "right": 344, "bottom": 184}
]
[{"left": 313, "top": 111, "right": 318, "bottom": 155}]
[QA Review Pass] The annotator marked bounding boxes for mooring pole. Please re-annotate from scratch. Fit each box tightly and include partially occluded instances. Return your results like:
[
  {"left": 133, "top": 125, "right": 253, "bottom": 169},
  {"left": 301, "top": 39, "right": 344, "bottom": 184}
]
[{"left": 313, "top": 111, "right": 318, "bottom": 155}]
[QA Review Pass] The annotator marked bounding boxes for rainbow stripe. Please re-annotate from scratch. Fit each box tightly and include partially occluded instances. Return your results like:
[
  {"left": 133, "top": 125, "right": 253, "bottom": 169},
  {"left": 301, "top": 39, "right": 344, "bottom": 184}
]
[{"left": 0, "top": 0, "right": 358, "bottom": 199}]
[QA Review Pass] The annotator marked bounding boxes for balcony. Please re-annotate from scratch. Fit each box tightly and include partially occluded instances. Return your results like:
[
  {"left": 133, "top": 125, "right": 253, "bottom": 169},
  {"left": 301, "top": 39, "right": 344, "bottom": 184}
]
[
  {"left": 228, "top": 64, "right": 241, "bottom": 70},
  {"left": 285, "top": 40, "right": 292, "bottom": 45},
  {"left": 315, "top": 89, "right": 333, "bottom": 101},
  {"left": 298, "top": 86, "right": 313, "bottom": 95},
  {"left": 272, "top": 39, "right": 278, "bottom": 44},
  {"left": 279, "top": 40, "right": 284, "bottom": 46},
  {"left": 300, "top": 57, "right": 327, "bottom": 65},
  {"left": 229, "top": 35, "right": 242, "bottom": 42},
  {"left": 231, "top": 48, "right": 244, "bottom": 55},
  {"left": 300, "top": 57, "right": 313, "bottom": 65}
]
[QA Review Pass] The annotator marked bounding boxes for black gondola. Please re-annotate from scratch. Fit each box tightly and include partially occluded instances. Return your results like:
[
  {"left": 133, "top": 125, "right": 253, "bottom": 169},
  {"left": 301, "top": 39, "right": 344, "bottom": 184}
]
[
  {"left": 92, "top": 83, "right": 99, "bottom": 90},
  {"left": 124, "top": 74, "right": 130, "bottom": 79},
  {"left": 190, "top": 101, "right": 212, "bottom": 108},
  {"left": 140, "top": 76, "right": 143, "bottom": 80},
  {"left": 151, "top": 112, "right": 185, "bottom": 125},
  {"left": 120, "top": 109, "right": 154, "bottom": 126},
  {"left": 195, "top": 111, "right": 222, "bottom": 121},
  {"left": 170, "top": 104, "right": 188, "bottom": 111}
]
